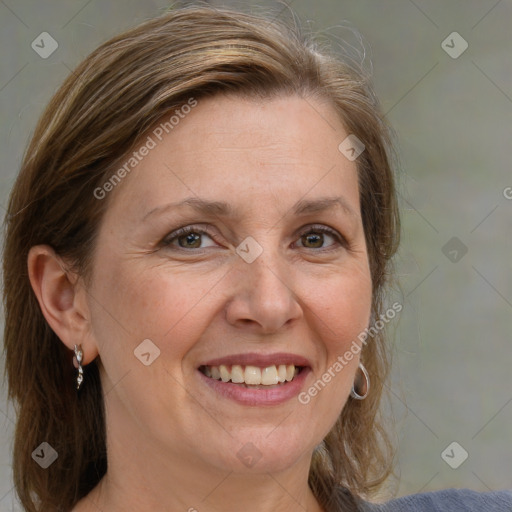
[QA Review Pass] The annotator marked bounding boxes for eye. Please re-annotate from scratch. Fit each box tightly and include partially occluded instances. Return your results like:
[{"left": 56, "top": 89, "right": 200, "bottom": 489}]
[
  {"left": 161, "top": 224, "right": 348, "bottom": 252},
  {"left": 295, "top": 225, "right": 347, "bottom": 251},
  {"left": 161, "top": 226, "right": 218, "bottom": 250}
]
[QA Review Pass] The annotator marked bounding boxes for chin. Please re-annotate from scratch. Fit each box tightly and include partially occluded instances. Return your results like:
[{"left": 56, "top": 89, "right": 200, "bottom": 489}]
[{"left": 206, "top": 428, "right": 318, "bottom": 474}]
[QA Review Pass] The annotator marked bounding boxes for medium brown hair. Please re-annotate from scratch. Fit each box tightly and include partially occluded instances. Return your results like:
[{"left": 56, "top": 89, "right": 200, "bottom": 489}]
[{"left": 2, "top": 3, "right": 400, "bottom": 511}]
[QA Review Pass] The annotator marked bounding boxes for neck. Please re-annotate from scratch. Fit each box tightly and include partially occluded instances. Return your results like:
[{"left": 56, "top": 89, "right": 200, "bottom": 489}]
[
  {"left": 77, "top": 396, "right": 325, "bottom": 512},
  {"left": 90, "top": 468, "right": 324, "bottom": 512}
]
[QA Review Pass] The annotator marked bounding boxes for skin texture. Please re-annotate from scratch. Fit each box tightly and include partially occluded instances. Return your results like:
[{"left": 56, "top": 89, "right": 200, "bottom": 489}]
[{"left": 28, "top": 94, "right": 373, "bottom": 512}]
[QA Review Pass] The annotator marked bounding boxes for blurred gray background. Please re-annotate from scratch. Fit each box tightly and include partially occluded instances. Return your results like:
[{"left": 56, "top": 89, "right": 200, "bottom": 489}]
[{"left": 1, "top": 0, "right": 511, "bottom": 509}]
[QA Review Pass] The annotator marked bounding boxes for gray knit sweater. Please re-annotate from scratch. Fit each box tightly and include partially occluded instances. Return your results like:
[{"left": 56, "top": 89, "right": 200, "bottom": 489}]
[{"left": 359, "top": 488, "right": 512, "bottom": 511}]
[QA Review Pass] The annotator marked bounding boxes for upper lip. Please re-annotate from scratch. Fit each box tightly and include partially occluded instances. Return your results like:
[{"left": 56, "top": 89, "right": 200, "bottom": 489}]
[{"left": 200, "top": 352, "right": 312, "bottom": 368}]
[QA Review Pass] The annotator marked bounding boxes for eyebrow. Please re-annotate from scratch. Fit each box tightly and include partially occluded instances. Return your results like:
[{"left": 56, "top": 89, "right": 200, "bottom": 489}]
[{"left": 143, "top": 195, "right": 358, "bottom": 221}]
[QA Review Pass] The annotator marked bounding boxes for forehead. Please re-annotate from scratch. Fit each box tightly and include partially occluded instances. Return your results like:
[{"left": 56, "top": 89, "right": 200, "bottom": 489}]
[{"left": 102, "top": 93, "right": 361, "bottom": 223}]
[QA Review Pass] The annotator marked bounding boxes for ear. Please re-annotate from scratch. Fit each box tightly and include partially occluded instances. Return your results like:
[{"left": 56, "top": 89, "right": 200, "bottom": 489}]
[{"left": 27, "top": 245, "right": 99, "bottom": 365}]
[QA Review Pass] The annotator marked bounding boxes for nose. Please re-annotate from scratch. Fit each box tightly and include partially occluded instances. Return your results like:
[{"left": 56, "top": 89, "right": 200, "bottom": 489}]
[{"left": 224, "top": 245, "right": 303, "bottom": 334}]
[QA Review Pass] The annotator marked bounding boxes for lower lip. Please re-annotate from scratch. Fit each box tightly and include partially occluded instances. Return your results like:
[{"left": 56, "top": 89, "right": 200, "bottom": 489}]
[{"left": 198, "top": 368, "right": 311, "bottom": 406}]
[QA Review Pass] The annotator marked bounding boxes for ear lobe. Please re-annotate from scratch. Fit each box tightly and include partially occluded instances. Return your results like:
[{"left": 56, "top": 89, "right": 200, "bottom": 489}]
[{"left": 27, "top": 245, "right": 98, "bottom": 364}]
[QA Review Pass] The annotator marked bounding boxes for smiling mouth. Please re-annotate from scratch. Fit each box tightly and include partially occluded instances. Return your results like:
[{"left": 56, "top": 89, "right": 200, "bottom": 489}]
[{"left": 198, "top": 364, "right": 304, "bottom": 388}]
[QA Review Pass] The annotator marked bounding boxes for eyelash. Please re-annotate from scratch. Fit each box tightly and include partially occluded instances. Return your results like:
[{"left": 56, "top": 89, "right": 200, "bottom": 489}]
[{"left": 161, "top": 224, "right": 349, "bottom": 252}]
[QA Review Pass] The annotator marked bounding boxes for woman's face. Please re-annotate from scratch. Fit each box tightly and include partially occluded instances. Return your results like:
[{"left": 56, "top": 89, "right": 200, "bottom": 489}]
[{"left": 85, "top": 93, "right": 373, "bottom": 475}]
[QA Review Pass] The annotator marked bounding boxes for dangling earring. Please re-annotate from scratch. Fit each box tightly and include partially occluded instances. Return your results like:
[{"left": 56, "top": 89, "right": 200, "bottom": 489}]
[
  {"left": 74, "top": 344, "right": 84, "bottom": 390},
  {"left": 350, "top": 362, "right": 370, "bottom": 400}
]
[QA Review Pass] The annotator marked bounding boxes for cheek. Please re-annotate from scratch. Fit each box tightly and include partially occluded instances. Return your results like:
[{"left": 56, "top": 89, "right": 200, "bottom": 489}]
[
  {"left": 305, "top": 265, "right": 372, "bottom": 351},
  {"left": 301, "top": 283, "right": 371, "bottom": 417},
  {"left": 88, "top": 258, "right": 238, "bottom": 398},
  {"left": 296, "top": 266, "right": 372, "bottom": 412},
  {"left": 320, "top": 303, "right": 371, "bottom": 402},
  {"left": 88, "top": 259, "right": 225, "bottom": 370},
  {"left": 90, "top": 253, "right": 372, "bottom": 369},
  {"left": 86, "top": 261, "right": 226, "bottom": 429}
]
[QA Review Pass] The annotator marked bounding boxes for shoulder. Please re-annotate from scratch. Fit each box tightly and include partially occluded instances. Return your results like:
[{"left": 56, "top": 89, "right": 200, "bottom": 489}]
[{"left": 357, "top": 488, "right": 512, "bottom": 512}]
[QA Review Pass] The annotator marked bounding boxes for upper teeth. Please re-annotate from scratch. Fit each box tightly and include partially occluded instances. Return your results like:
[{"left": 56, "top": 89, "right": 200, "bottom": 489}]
[{"left": 202, "top": 364, "right": 298, "bottom": 385}]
